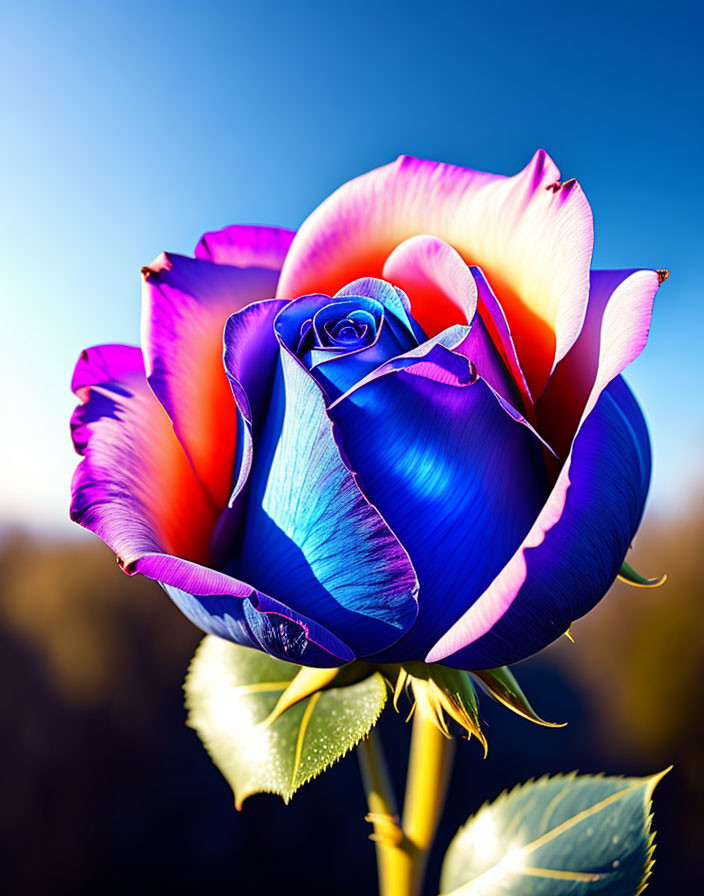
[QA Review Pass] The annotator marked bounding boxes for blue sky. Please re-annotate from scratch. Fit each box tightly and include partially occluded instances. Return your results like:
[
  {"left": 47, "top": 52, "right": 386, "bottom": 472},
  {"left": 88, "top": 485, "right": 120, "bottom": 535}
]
[{"left": 1, "top": 0, "right": 702, "bottom": 533}]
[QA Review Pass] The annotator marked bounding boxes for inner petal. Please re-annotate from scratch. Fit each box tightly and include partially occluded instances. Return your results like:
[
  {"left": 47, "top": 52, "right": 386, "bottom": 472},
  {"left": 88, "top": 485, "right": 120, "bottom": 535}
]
[{"left": 312, "top": 300, "right": 380, "bottom": 353}]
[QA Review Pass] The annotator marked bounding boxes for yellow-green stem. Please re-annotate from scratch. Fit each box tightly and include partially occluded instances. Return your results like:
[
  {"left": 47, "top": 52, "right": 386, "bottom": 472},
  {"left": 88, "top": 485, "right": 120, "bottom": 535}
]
[
  {"left": 358, "top": 712, "right": 455, "bottom": 896},
  {"left": 402, "top": 710, "right": 456, "bottom": 896},
  {"left": 358, "top": 727, "right": 405, "bottom": 896}
]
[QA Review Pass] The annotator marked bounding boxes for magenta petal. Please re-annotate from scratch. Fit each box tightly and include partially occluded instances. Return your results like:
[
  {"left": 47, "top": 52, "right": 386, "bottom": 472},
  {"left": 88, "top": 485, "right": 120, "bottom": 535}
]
[
  {"left": 471, "top": 267, "right": 534, "bottom": 413},
  {"left": 70, "top": 344, "right": 216, "bottom": 568},
  {"left": 141, "top": 252, "right": 280, "bottom": 508},
  {"left": 194, "top": 223, "right": 295, "bottom": 271},
  {"left": 70, "top": 343, "right": 353, "bottom": 667}
]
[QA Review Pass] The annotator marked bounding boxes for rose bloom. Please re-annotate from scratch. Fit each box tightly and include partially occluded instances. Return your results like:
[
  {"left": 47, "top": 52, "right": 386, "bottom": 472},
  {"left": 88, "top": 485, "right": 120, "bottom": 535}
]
[{"left": 70, "top": 151, "right": 665, "bottom": 669}]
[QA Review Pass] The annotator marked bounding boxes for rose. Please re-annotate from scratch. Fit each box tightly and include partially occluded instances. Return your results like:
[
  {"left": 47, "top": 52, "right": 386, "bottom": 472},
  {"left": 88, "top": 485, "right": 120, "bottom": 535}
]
[{"left": 70, "top": 150, "right": 665, "bottom": 669}]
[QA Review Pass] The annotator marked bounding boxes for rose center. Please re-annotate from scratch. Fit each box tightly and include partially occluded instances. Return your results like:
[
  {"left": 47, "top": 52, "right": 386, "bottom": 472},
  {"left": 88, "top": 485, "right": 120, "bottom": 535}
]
[{"left": 294, "top": 302, "right": 380, "bottom": 358}]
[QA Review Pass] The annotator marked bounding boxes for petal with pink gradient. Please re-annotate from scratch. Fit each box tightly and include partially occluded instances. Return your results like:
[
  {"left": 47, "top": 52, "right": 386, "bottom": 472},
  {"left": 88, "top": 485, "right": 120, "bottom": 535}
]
[
  {"left": 427, "top": 376, "right": 650, "bottom": 668},
  {"left": 194, "top": 223, "right": 295, "bottom": 271},
  {"left": 70, "top": 342, "right": 353, "bottom": 667},
  {"left": 278, "top": 150, "right": 593, "bottom": 398},
  {"left": 70, "top": 344, "right": 216, "bottom": 568},
  {"left": 382, "top": 235, "right": 478, "bottom": 335},
  {"left": 538, "top": 269, "right": 662, "bottom": 458},
  {"left": 427, "top": 265, "right": 663, "bottom": 666},
  {"left": 141, "top": 252, "right": 280, "bottom": 509},
  {"left": 378, "top": 241, "right": 530, "bottom": 413}
]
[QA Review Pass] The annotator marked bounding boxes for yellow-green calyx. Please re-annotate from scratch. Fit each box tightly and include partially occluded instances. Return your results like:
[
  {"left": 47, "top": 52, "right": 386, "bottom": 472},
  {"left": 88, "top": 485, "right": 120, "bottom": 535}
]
[
  {"left": 393, "top": 663, "right": 487, "bottom": 754},
  {"left": 260, "top": 661, "right": 374, "bottom": 727}
]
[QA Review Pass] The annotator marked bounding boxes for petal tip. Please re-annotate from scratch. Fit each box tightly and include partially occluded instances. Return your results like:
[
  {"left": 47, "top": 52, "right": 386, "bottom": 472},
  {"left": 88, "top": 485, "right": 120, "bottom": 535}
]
[{"left": 141, "top": 252, "right": 172, "bottom": 280}]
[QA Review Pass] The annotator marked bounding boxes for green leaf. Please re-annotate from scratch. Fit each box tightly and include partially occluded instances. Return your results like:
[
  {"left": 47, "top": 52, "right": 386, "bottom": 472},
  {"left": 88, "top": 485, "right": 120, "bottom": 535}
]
[
  {"left": 470, "top": 666, "right": 565, "bottom": 728},
  {"left": 184, "top": 636, "right": 388, "bottom": 807},
  {"left": 439, "top": 770, "right": 669, "bottom": 895},
  {"left": 618, "top": 560, "right": 667, "bottom": 588}
]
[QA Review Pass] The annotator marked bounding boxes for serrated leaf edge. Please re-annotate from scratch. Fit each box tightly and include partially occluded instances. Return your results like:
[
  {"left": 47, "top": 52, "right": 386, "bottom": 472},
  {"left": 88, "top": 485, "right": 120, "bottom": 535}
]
[
  {"left": 186, "top": 659, "right": 389, "bottom": 809},
  {"left": 442, "top": 768, "right": 670, "bottom": 896},
  {"left": 278, "top": 672, "right": 389, "bottom": 804}
]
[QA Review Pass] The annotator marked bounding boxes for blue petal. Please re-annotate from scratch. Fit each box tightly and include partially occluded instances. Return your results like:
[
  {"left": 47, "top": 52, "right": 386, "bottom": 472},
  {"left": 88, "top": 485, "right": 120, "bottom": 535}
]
[
  {"left": 162, "top": 583, "right": 353, "bottom": 667},
  {"left": 230, "top": 347, "right": 419, "bottom": 657},
  {"left": 274, "top": 290, "right": 417, "bottom": 402},
  {"left": 335, "top": 277, "right": 427, "bottom": 344},
  {"left": 328, "top": 354, "right": 549, "bottom": 660},
  {"left": 433, "top": 375, "right": 651, "bottom": 668},
  {"left": 311, "top": 311, "right": 412, "bottom": 400}
]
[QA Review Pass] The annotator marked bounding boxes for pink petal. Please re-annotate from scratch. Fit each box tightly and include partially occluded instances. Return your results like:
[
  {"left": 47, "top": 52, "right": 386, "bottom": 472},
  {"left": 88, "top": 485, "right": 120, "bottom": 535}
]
[
  {"left": 538, "top": 269, "right": 663, "bottom": 458},
  {"left": 278, "top": 150, "right": 593, "bottom": 398},
  {"left": 382, "top": 235, "right": 478, "bottom": 334}
]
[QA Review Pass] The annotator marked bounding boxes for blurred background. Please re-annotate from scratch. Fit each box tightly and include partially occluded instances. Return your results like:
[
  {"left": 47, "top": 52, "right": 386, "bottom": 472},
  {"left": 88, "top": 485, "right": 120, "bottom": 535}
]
[{"left": 1, "top": 1, "right": 702, "bottom": 893}]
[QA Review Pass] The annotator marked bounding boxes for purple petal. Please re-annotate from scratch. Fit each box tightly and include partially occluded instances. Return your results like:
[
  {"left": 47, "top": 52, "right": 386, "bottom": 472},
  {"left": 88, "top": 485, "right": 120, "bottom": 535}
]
[
  {"left": 428, "top": 262, "right": 664, "bottom": 665},
  {"left": 141, "top": 252, "right": 280, "bottom": 508},
  {"left": 70, "top": 343, "right": 353, "bottom": 667},
  {"left": 194, "top": 223, "right": 295, "bottom": 271},
  {"left": 70, "top": 344, "right": 217, "bottom": 569}
]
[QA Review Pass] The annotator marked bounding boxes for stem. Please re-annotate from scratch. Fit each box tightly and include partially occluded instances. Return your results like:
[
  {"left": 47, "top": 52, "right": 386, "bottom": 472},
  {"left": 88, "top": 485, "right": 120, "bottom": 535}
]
[
  {"left": 358, "top": 712, "right": 455, "bottom": 896},
  {"left": 358, "top": 727, "right": 405, "bottom": 896},
  {"left": 401, "top": 710, "right": 456, "bottom": 896}
]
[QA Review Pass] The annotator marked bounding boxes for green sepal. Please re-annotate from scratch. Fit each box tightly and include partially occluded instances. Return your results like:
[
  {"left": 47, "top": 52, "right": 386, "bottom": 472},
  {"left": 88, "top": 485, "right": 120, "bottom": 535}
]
[
  {"left": 393, "top": 663, "right": 486, "bottom": 750},
  {"left": 618, "top": 560, "right": 667, "bottom": 588},
  {"left": 184, "top": 636, "right": 388, "bottom": 807},
  {"left": 471, "top": 666, "right": 565, "bottom": 728},
  {"left": 439, "top": 769, "right": 669, "bottom": 895}
]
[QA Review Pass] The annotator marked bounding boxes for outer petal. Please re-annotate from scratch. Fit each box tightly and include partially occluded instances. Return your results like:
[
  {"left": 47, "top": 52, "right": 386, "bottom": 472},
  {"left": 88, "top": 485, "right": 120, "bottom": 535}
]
[
  {"left": 327, "top": 350, "right": 548, "bottom": 660},
  {"left": 141, "top": 252, "right": 279, "bottom": 508},
  {"left": 538, "top": 269, "right": 662, "bottom": 457},
  {"left": 278, "top": 151, "right": 593, "bottom": 398},
  {"left": 70, "top": 344, "right": 352, "bottom": 667},
  {"left": 231, "top": 346, "right": 419, "bottom": 657},
  {"left": 194, "top": 223, "right": 295, "bottom": 271},
  {"left": 70, "top": 344, "right": 217, "bottom": 567},
  {"left": 427, "top": 263, "right": 661, "bottom": 666},
  {"left": 142, "top": 569, "right": 353, "bottom": 668},
  {"left": 427, "top": 376, "right": 650, "bottom": 668}
]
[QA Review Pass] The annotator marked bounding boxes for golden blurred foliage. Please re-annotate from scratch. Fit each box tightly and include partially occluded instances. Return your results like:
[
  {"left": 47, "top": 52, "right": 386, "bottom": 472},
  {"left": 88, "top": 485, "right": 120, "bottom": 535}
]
[
  {"left": 551, "top": 494, "right": 704, "bottom": 765},
  {"left": 0, "top": 532, "right": 199, "bottom": 710}
]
